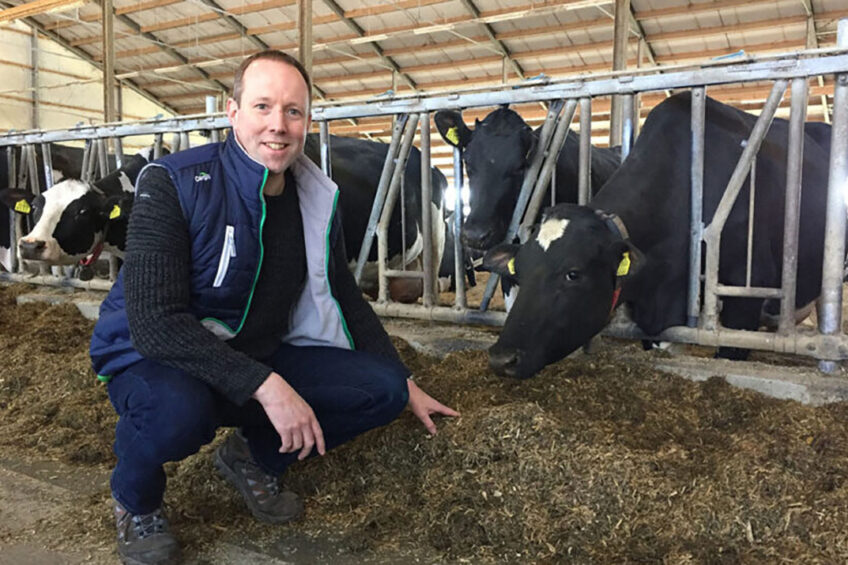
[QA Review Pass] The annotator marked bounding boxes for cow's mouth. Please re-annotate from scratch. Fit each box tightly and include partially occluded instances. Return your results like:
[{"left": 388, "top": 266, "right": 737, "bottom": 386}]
[{"left": 79, "top": 242, "right": 104, "bottom": 267}]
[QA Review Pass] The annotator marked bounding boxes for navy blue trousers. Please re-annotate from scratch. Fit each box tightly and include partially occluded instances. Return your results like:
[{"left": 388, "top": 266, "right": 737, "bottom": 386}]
[{"left": 107, "top": 344, "right": 409, "bottom": 514}]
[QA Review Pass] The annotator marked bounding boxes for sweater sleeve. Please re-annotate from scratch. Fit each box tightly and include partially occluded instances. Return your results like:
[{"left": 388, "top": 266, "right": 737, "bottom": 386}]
[
  {"left": 329, "top": 223, "right": 410, "bottom": 375},
  {"left": 124, "top": 166, "right": 272, "bottom": 405}
]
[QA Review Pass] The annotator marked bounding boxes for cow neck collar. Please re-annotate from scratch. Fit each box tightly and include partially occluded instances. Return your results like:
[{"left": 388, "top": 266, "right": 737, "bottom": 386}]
[
  {"left": 594, "top": 209, "right": 629, "bottom": 314},
  {"left": 595, "top": 209, "right": 629, "bottom": 241}
]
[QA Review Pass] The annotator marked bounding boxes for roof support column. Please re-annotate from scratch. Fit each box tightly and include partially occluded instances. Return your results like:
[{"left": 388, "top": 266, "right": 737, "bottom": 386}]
[
  {"left": 30, "top": 27, "right": 38, "bottom": 129},
  {"left": 298, "top": 0, "right": 313, "bottom": 78},
  {"left": 102, "top": 0, "right": 116, "bottom": 125},
  {"left": 609, "top": 0, "right": 630, "bottom": 147}
]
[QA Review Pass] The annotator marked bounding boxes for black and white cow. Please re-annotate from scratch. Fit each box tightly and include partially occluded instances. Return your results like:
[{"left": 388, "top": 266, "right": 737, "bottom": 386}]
[
  {"left": 0, "top": 148, "right": 153, "bottom": 266},
  {"left": 481, "top": 92, "right": 834, "bottom": 379},
  {"left": 304, "top": 133, "right": 451, "bottom": 303},
  {"left": 434, "top": 106, "right": 621, "bottom": 252}
]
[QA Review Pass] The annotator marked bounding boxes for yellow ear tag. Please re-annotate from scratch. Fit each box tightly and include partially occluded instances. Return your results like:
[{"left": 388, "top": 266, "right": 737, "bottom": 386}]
[
  {"left": 14, "top": 200, "right": 31, "bottom": 214},
  {"left": 617, "top": 251, "right": 631, "bottom": 277},
  {"left": 507, "top": 257, "right": 516, "bottom": 275},
  {"left": 446, "top": 126, "right": 460, "bottom": 146},
  {"left": 109, "top": 204, "right": 121, "bottom": 220}
]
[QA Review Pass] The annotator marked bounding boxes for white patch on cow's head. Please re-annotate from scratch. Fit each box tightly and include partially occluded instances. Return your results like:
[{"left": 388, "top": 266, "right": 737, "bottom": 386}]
[
  {"left": 137, "top": 146, "right": 154, "bottom": 162},
  {"left": 535, "top": 218, "right": 569, "bottom": 251},
  {"left": 117, "top": 172, "right": 134, "bottom": 193},
  {"left": 21, "top": 179, "right": 98, "bottom": 263},
  {"left": 51, "top": 168, "right": 65, "bottom": 183}
]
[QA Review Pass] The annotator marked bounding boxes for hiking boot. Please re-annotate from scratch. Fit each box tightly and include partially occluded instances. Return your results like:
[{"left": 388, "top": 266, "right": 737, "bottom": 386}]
[
  {"left": 113, "top": 497, "right": 181, "bottom": 565},
  {"left": 214, "top": 429, "right": 304, "bottom": 524}
]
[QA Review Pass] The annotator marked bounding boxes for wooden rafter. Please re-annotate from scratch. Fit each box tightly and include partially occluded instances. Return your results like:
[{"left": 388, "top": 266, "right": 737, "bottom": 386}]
[{"left": 0, "top": 0, "right": 83, "bottom": 22}]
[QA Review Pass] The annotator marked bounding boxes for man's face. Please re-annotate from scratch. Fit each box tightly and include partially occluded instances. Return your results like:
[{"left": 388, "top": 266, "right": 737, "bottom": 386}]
[{"left": 227, "top": 59, "right": 311, "bottom": 175}]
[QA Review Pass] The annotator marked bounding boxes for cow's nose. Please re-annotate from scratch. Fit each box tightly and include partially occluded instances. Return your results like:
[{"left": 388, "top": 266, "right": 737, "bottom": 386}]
[
  {"left": 488, "top": 346, "right": 523, "bottom": 378},
  {"left": 19, "top": 239, "right": 46, "bottom": 259},
  {"left": 461, "top": 224, "right": 497, "bottom": 251}
]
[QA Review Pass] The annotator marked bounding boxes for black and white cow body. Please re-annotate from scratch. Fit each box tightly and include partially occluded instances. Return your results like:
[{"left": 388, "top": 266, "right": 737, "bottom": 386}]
[
  {"left": 304, "top": 133, "right": 449, "bottom": 302},
  {"left": 434, "top": 106, "right": 621, "bottom": 253},
  {"left": 0, "top": 149, "right": 152, "bottom": 265},
  {"left": 483, "top": 92, "right": 834, "bottom": 379}
]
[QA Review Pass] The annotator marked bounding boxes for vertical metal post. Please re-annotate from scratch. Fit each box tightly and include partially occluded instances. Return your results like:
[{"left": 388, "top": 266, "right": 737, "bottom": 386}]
[
  {"left": 180, "top": 132, "right": 190, "bottom": 150},
  {"left": 578, "top": 97, "right": 592, "bottom": 206},
  {"left": 102, "top": 0, "right": 116, "bottom": 127},
  {"left": 620, "top": 93, "right": 634, "bottom": 161},
  {"left": 97, "top": 138, "right": 109, "bottom": 177},
  {"left": 26, "top": 145, "right": 39, "bottom": 195},
  {"left": 171, "top": 133, "right": 181, "bottom": 153},
  {"left": 745, "top": 156, "right": 756, "bottom": 287},
  {"left": 153, "top": 133, "right": 164, "bottom": 159},
  {"left": 377, "top": 114, "right": 419, "bottom": 302},
  {"left": 206, "top": 96, "right": 220, "bottom": 143},
  {"left": 40, "top": 143, "right": 54, "bottom": 190},
  {"left": 31, "top": 28, "right": 39, "bottom": 129},
  {"left": 452, "top": 146, "right": 467, "bottom": 309},
  {"left": 6, "top": 148, "right": 17, "bottom": 274},
  {"left": 688, "top": 87, "right": 706, "bottom": 327},
  {"left": 353, "top": 114, "right": 409, "bottom": 284},
  {"left": 778, "top": 77, "right": 808, "bottom": 335},
  {"left": 114, "top": 137, "right": 124, "bottom": 168},
  {"left": 609, "top": 0, "right": 630, "bottom": 147},
  {"left": 420, "top": 112, "right": 435, "bottom": 307},
  {"left": 319, "top": 121, "right": 332, "bottom": 177},
  {"left": 702, "top": 80, "right": 787, "bottom": 330},
  {"left": 818, "top": 19, "right": 848, "bottom": 372}
]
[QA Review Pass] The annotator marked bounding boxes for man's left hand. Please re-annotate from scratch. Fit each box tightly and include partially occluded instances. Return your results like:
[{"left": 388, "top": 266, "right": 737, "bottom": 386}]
[{"left": 406, "top": 378, "right": 459, "bottom": 435}]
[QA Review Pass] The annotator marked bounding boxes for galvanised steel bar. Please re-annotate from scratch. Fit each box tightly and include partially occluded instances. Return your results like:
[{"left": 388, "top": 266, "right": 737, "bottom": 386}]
[
  {"left": 319, "top": 121, "right": 332, "bottom": 177},
  {"left": 206, "top": 96, "right": 220, "bottom": 144},
  {"left": 153, "top": 133, "right": 164, "bottom": 159},
  {"left": 452, "top": 146, "right": 467, "bottom": 309},
  {"left": 715, "top": 285, "right": 783, "bottom": 298},
  {"left": 180, "top": 132, "right": 190, "bottom": 150},
  {"left": 353, "top": 113, "right": 408, "bottom": 284},
  {"left": 377, "top": 113, "right": 419, "bottom": 302},
  {"left": 97, "top": 138, "right": 109, "bottom": 177},
  {"left": 0, "top": 272, "right": 113, "bottom": 291},
  {"left": 6, "top": 148, "right": 16, "bottom": 274},
  {"left": 370, "top": 301, "right": 506, "bottom": 327},
  {"left": 523, "top": 99, "right": 580, "bottom": 232},
  {"left": 603, "top": 316, "right": 848, "bottom": 361},
  {"left": 745, "top": 157, "right": 756, "bottom": 287},
  {"left": 26, "top": 145, "right": 39, "bottom": 195},
  {"left": 778, "top": 80, "right": 809, "bottom": 335},
  {"left": 419, "top": 112, "right": 436, "bottom": 307},
  {"left": 114, "top": 137, "right": 124, "bottom": 168},
  {"left": 311, "top": 53, "right": 848, "bottom": 122},
  {"left": 480, "top": 98, "right": 565, "bottom": 311},
  {"left": 620, "top": 93, "right": 635, "bottom": 161},
  {"left": 701, "top": 80, "right": 788, "bottom": 331},
  {"left": 818, "top": 19, "right": 848, "bottom": 373},
  {"left": 688, "top": 87, "right": 706, "bottom": 327},
  {"left": 5, "top": 53, "right": 848, "bottom": 148},
  {"left": 40, "top": 143, "right": 53, "bottom": 190}
]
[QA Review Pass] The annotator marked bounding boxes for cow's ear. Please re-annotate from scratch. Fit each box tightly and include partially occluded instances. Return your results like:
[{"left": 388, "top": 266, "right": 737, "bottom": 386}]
[
  {"left": 104, "top": 194, "right": 132, "bottom": 222},
  {"left": 481, "top": 243, "right": 520, "bottom": 277},
  {"left": 434, "top": 110, "right": 472, "bottom": 149},
  {"left": 0, "top": 188, "right": 35, "bottom": 215},
  {"left": 609, "top": 240, "right": 644, "bottom": 282}
]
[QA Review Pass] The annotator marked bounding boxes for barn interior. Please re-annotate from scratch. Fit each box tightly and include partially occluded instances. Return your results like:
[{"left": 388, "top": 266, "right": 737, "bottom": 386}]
[{"left": 2, "top": 0, "right": 848, "bottom": 563}]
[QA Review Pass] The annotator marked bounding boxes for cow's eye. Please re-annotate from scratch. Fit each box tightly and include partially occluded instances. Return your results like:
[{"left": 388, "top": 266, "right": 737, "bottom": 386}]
[{"left": 565, "top": 270, "right": 580, "bottom": 281}]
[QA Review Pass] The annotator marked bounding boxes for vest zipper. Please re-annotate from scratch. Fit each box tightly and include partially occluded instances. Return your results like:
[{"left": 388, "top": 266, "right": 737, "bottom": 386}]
[{"left": 212, "top": 225, "right": 236, "bottom": 288}]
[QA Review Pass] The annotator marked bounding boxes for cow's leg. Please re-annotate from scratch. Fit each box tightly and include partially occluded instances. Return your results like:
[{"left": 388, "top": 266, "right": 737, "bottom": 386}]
[{"left": 715, "top": 297, "right": 763, "bottom": 361}]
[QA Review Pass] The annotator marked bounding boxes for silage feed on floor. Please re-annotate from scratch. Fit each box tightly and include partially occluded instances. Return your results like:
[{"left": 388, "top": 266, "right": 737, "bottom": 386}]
[{"left": 1, "top": 283, "right": 848, "bottom": 563}]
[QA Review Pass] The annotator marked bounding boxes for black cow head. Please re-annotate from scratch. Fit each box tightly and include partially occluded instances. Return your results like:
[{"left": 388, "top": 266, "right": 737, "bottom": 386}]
[
  {"left": 480, "top": 204, "right": 643, "bottom": 379},
  {"left": 435, "top": 107, "right": 537, "bottom": 253}
]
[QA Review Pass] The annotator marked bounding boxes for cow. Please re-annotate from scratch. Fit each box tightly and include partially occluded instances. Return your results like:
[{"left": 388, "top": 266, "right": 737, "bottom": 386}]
[
  {"left": 0, "top": 148, "right": 154, "bottom": 267},
  {"left": 433, "top": 106, "right": 621, "bottom": 309},
  {"left": 304, "top": 133, "right": 452, "bottom": 303},
  {"left": 480, "top": 92, "right": 834, "bottom": 379}
]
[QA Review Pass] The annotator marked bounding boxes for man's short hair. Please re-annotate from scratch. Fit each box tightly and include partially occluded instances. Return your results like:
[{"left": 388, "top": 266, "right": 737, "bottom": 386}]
[{"left": 232, "top": 50, "right": 312, "bottom": 106}]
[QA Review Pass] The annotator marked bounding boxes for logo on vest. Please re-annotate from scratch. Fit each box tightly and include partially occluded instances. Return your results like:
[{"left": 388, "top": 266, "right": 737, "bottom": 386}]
[{"left": 195, "top": 172, "right": 211, "bottom": 182}]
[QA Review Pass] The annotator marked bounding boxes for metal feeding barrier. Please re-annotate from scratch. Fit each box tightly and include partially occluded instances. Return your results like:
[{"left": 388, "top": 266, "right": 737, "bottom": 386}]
[{"left": 1, "top": 36, "right": 848, "bottom": 369}]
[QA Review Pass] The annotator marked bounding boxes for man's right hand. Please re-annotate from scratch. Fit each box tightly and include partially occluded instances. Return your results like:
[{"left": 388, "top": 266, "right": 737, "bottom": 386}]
[{"left": 253, "top": 372, "right": 326, "bottom": 460}]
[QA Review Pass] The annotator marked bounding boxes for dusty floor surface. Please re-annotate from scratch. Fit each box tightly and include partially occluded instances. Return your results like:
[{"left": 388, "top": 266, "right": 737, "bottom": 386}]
[{"left": 2, "top": 282, "right": 848, "bottom": 564}]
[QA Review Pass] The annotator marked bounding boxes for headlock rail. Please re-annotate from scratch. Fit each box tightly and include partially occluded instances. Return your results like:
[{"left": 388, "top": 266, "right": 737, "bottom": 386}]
[{"left": 1, "top": 37, "right": 848, "bottom": 370}]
